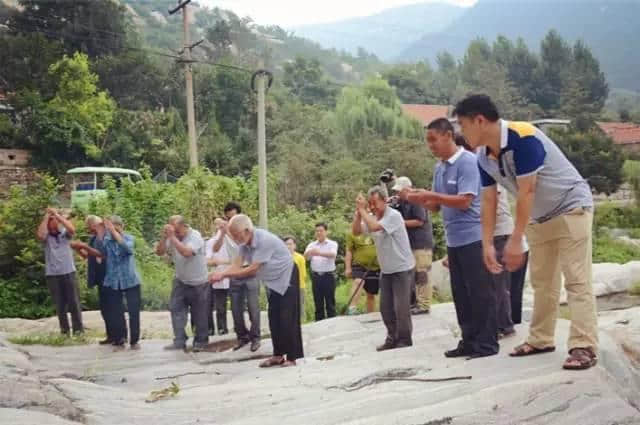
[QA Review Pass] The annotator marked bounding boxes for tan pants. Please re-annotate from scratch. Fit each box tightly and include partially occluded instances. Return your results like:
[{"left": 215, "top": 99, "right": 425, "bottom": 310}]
[
  {"left": 525, "top": 208, "right": 598, "bottom": 352},
  {"left": 413, "top": 249, "right": 433, "bottom": 310}
]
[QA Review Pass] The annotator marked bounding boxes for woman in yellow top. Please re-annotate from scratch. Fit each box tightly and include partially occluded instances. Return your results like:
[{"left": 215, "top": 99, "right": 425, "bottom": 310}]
[
  {"left": 284, "top": 236, "right": 307, "bottom": 320},
  {"left": 345, "top": 231, "right": 380, "bottom": 314}
]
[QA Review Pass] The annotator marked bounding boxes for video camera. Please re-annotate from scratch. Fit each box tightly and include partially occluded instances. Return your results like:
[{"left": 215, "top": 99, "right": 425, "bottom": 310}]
[{"left": 378, "top": 168, "right": 401, "bottom": 210}]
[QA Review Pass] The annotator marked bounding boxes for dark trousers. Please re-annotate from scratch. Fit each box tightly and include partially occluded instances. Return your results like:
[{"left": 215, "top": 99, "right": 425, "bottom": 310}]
[
  {"left": 493, "top": 236, "right": 515, "bottom": 333},
  {"left": 510, "top": 252, "right": 529, "bottom": 324},
  {"left": 268, "top": 264, "right": 304, "bottom": 361},
  {"left": 212, "top": 288, "right": 229, "bottom": 333},
  {"left": 448, "top": 241, "right": 499, "bottom": 356},
  {"left": 311, "top": 272, "right": 336, "bottom": 321},
  {"left": 379, "top": 270, "right": 413, "bottom": 346},
  {"left": 112, "top": 285, "right": 141, "bottom": 345},
  {"left": 46, "top": 272, "right": 83, "bottom": 334},
  {"left": 170, "top": 279, "right": 209, "bottom": 347},
  {"left": 230, "top": 278, "right": 261, "bottom": 343},
  {"left": 97, "top": 284, "right": 118, "bottom": 341}
]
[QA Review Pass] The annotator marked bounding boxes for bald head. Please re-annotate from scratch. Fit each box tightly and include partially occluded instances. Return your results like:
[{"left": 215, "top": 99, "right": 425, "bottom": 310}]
[
  {"left": 169, "top": 215, "right": 189, "bottom": 239},
  {"left": 228, "top": 214, "right": 253, "bottom": 246},
  {"left": 86, "top": 215, "right": 103, "bottom": 235}
]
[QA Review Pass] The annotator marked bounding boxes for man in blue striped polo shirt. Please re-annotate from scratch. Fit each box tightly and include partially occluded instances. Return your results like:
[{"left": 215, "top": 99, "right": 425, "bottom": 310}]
[{"left": 454, "top": 94, "right": 598, "bottom": 371}]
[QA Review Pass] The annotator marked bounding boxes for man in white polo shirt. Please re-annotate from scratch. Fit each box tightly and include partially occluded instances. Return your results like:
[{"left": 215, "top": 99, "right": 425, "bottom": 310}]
[{"left": 304, "top": 223, "right": 338, "bottom": 321}]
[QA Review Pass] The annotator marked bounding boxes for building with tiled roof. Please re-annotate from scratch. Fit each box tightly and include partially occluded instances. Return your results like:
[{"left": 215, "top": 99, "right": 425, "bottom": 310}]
[
  {"left": 401, "top": 104, "right": 452, "bottom": 127},
  {"left": 597, "top": 121, "right": 640, "bottom": 154}
]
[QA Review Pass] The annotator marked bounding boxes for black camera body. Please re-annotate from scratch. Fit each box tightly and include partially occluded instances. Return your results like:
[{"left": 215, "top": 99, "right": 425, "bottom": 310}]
[{"left": 379, "top": 168, "right": 395, "bottom": 184}]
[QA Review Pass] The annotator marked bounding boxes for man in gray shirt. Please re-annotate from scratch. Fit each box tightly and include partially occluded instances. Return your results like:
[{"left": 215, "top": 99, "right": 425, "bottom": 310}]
[
  {"left": 212, "top": 202, "right": 261, "bottom": 352},
  {"left": 37, "top": 208, "right": 83, "bottom": 335},
  {"left": 353, "top": 187, "right": 415, "bottom": 351},
  {"left": 455, "top": 94, "right": 597, "bottom": 371},
  {"left": 210, "top": 215, "right": 303, "bottom": 368},
  {"left": 156, "top": 215, "right": 209, "bottom": 352}
]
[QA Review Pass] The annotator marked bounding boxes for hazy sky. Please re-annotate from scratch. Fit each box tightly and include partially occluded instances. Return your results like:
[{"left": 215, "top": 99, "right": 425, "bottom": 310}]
[{"left": 201, "top": 0, "right": 477, "bottom": 27}]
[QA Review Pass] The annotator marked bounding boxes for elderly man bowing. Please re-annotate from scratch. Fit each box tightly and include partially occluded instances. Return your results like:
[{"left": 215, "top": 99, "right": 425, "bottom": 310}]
[{"left": 209, "top": 214, "right": 303, "bottom": 367}]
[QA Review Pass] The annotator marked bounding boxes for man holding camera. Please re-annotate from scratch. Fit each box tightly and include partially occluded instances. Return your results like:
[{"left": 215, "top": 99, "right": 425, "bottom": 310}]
[{"left": 392, "top": 176, "right": 434, "bottom": 315}]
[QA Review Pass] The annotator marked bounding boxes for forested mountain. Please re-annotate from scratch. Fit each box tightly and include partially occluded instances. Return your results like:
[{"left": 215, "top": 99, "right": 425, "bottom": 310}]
[
  {"left": 119, "top": 0, "right": 384, "bottom": 83},
  {"left": 399, "top": 0, "right": 640, "bottom": 91},
  {"left": 291, "top": 2, "right": 465, "bottom": 61}
]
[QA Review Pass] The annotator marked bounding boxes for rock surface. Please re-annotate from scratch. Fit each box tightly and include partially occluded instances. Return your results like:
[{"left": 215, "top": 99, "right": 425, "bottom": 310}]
[
  {"left": 432, "top": 260, "right": 640, "bottom": 304},
  {"left": 1, "top": 305, "right": 640, "bottom": 425}
]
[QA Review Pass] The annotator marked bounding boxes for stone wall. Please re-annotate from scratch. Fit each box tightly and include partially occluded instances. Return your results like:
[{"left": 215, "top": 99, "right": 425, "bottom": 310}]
[{"left": 0, "top": 149, "right": 37, "bottom": 197}]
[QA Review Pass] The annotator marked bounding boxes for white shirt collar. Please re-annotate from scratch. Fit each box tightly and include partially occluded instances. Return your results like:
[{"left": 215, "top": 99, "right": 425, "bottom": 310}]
[
  {"left": 446, "top": 147, "right": 465, "bottom": 164},
  {"left": 500, "top": 119, "right": 509, "bottom": 149}
]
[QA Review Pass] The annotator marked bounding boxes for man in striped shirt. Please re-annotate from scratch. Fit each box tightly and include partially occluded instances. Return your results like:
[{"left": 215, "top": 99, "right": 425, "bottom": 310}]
[{"left": 454, "top": 94, "right": 598, "bottom": 371}]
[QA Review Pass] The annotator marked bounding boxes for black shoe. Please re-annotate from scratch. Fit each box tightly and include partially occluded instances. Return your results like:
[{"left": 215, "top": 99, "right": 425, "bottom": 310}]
[
  {"left": 445, "top": 346, "right": 472, "bottom": 358},
  {"left": 192, "top": 344, "right": 207, "bottom": 353},
  {"left": 250, "top": 340, "right": 261, "bottom": 352},
  {"left": 208, "top": 329, "right": 216, "bottom": 336},
  {"left": 466, "top": 351, "right": 498, "bottom": 360},
  {"left": 411, "top": 307, "right": 430, "bottom": 315},
  {"left": 376, "top": 341, "right": 397, "bottom": 352},
  {"left": 233, "top": 339, "right": 249, "bottom": 351},
  {"left": 218, "top": 329, "right": 229, "bottom": 335},
  {"left": 98, "top": 338, "right": 113, "bottom": 345}
]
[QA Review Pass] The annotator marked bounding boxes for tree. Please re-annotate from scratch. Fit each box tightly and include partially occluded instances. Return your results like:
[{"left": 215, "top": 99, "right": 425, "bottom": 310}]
[
  {"left": 536, "top": 30, "right": 573, "bottom": 114},
  {"left": 551, "top": 128, "right": 625, "bottom": 194},
  {"left": 205, "top": 19, "right": 233, "bottom": 60},
  {"left": 11, "top": 0, "right": 133, "bottom": 58},
  {"left": 382, "top": 62, "right": 436, "bottom": 105},
  {"left": 558, "top": 40, "right": 609, "bottom": 120},
  {"left": 333, "top": 78, "right": 422, "bottom": 149},
  {"left": 282, "top": 57, "right": 338, "bottom": 107},
  {"left": 18, "top": 53, "right": 116, "bottom": 173},
  {"left": 0, "top": 33, "right": 64, "bottom": 94}
]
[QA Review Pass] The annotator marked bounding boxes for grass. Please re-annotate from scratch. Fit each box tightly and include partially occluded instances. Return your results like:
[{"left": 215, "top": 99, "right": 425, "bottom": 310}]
[{"left": 8, "top": 332, "right": 98, "bottom": 346}]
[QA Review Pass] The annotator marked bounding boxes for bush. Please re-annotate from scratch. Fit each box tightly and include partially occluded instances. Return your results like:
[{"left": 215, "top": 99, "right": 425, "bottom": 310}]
[{"left": 593, "top": 235, "right": 640, "bottom": 264}]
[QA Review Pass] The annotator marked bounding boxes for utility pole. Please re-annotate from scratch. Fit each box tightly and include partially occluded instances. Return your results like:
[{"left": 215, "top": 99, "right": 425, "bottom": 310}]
[
  {"left": 169, "top": 0, "right": 198, "bottom": 168},
  {"left": 256, "top": 62, "right": 268, "bottom": 229},
  {"left": 252, "top": 64, "right": 273, "bottom": 229}
]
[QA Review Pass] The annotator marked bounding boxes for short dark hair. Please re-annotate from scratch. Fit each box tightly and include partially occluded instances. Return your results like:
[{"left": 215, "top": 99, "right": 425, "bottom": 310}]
[
  {"left": 223, "top": 202, "right": 242, "bottom": 214},
  {"left": 283, "top": 235, "right": 296, "bottom": 244},
  {"left": 453, "top": 94, "right": 500, "bottom": 122},
  {"left": 315, "top": 222, "right": 328, "bottom": 230},
  {"left": 454, "top": 133, "right": 473, "bottom": 152},
  {"left": 426, "top": 117, "right": 455, "bottom": 135}
]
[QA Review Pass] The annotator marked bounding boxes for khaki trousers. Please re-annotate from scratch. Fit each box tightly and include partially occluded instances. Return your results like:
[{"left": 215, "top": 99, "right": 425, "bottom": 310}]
[
  {"left": 413, "top": 249, "right": 433, "bottom": 310},
  {"left": 525, "top": 208, "right": 598, "bottom": 352}
]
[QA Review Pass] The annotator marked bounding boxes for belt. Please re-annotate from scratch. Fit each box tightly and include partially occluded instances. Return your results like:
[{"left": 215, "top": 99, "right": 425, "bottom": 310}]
[{"left": 312, "top": 271, "right": 335, "bottom": 276}]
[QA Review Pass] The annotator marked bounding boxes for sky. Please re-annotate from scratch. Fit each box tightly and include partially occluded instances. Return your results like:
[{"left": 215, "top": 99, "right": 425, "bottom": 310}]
[{"left": 201, "top": 0, "right": 477, "bottom": 27}]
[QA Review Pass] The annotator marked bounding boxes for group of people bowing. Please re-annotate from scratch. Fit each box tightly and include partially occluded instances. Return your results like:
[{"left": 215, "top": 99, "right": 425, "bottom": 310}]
[{"left": 39, "top": 94, "right": 598, "bottom": 371}]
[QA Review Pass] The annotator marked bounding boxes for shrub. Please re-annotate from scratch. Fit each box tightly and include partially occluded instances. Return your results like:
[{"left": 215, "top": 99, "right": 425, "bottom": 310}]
[{"left": 593, "top": 235, "right": 640, "bottom": 264}]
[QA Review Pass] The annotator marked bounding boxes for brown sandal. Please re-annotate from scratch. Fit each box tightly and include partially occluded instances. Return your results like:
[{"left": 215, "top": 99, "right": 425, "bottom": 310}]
[
  {"left": 563, "top": 348, "right": 597, "bottom": 370},
  {"left": 510, "top": 342, "right": 556, "bottom": 357},
  {"left": 259, "top": 356, "right": 285, "bottom": 368}
]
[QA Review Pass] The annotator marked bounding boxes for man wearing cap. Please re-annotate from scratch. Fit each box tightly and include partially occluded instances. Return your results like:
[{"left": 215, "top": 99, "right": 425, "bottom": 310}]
[{"left": 393, "top": 176, "right": 435, "bottom": 315}]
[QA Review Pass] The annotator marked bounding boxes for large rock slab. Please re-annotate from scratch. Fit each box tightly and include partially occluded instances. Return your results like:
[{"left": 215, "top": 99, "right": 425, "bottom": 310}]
[
  {"left": 1, "top": 305, "right": 639, "bottom": 425},
  {"left": 432, "top": 260, "right": 640, "bottom": 304}
]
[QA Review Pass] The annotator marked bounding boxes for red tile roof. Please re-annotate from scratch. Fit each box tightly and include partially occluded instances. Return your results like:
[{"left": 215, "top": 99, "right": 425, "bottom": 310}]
[
  {"left": 401, "top": 104, "right": 452, "bottom": 126},
  {"left": 597, "top": 121, "right": 640, "bottom": 145}
]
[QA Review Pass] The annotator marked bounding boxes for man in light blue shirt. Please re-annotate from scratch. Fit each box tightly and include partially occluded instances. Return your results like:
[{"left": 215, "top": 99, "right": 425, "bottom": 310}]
[
  {"left": 210, "top": 214, "right": 303, "bottom": 368},
  {"left": 407, "top": 118, "right": 498, "bottom": 359},
  {"left": 103, "top": 215, "right": 141, "bottom": 351}
]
